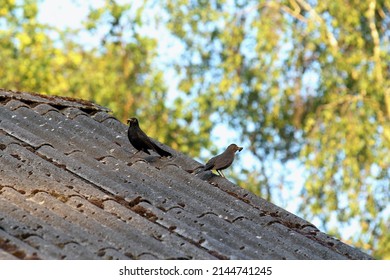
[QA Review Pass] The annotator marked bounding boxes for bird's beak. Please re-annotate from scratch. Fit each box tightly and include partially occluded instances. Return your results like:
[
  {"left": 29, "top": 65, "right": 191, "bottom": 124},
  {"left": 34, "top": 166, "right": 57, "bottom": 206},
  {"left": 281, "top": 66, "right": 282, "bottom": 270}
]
[
  {"left": 238, "top": 147, "right": 243, "bottom": 152},
  {"left": 127, "top": 119, "right": 131, "bottom": 124}
]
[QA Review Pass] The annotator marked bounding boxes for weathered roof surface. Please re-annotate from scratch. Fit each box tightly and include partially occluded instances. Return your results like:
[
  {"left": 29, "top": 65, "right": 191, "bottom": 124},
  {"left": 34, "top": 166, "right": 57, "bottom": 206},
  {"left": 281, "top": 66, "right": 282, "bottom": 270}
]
[{"left": 0, "top": 89, "right": 372, "bottom": 260}]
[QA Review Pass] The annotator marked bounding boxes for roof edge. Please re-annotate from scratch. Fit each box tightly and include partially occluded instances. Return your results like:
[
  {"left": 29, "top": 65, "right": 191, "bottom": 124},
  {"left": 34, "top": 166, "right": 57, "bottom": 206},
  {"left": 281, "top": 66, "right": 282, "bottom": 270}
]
[{"left": 0, "top": 88, "right": 110, "bottom": 113}]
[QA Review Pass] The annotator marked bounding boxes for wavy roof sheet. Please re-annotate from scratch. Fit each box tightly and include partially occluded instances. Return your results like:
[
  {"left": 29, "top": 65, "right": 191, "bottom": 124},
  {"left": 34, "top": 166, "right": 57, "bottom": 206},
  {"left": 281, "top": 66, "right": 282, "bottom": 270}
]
[{"left": 0, "top": 89, "right": 372, "bottom": 260}]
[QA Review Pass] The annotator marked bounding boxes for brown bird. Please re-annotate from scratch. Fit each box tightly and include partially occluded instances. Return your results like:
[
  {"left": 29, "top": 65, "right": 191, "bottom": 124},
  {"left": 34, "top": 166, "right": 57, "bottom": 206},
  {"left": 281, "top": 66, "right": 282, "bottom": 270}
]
[
  {"left": 127, "top": 117, "right": 172, "bottom": 157},
  {"left": 192, "top": 144, "right": 243, "bottom": 177}
]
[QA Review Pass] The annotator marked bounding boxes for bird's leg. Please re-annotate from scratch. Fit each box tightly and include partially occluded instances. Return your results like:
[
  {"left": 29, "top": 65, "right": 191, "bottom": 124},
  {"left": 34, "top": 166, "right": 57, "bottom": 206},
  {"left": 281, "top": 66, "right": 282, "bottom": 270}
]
[{"left": 217, "top": 170, "right": 225, "bottom": 178}]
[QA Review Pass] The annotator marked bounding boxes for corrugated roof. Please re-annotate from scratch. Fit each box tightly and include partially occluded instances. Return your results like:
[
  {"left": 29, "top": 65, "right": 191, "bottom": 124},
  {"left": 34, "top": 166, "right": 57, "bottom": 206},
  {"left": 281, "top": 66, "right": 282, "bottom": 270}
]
[{"left": 0, "top": 89, "right": 372, "bottom": 260}]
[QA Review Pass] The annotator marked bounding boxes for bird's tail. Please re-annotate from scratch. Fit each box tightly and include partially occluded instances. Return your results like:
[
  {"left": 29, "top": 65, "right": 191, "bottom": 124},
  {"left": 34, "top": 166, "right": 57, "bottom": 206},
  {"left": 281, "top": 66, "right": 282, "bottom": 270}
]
[
  {"left": 152, "top": 142, "right": 172, "bottom": 157},
  {"left": 185, "top": 165, "right": 205, "bottom": 174}
]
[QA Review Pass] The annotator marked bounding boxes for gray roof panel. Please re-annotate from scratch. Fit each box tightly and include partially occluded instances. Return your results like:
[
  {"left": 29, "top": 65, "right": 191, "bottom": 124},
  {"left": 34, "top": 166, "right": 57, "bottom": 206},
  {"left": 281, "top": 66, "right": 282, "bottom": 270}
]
[{"left": 0, "top": 89, "right": 372, "bottom": 259}]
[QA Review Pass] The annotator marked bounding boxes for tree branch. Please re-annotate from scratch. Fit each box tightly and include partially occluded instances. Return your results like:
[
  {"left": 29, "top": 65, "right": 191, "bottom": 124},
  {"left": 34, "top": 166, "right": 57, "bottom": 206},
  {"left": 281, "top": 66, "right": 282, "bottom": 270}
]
[
  {"left": 264, "top": 0, "right": 307, "bottom": 22},
  {"left": 295, "top": 0, "right": 338, "bottom": 50},
  {"left": 367, "top": 0, "right": 383, "bottom": 83},
  {"left": 367, "top": 0, "right": 390, "bottom": 119}
]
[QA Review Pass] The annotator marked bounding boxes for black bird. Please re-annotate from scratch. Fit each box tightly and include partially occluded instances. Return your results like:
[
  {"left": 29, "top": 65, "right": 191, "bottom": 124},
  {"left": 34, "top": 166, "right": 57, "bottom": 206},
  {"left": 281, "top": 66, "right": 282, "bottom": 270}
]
[
  {"left": 191, "top": 144, "right": 243, "bottom": 177},
  {"left": 127, "top": 117, "right": 172, "bottom": 157}
]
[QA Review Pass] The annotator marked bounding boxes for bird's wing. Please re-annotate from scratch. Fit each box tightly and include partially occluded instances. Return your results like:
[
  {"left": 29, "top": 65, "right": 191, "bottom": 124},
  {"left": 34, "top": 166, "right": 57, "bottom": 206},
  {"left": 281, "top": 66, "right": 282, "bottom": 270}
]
[
  {"left": 212, "top": 151, "right": 234, "bottom": 170},
  {"left": 204, "top": 155, "right": 217, "bottom": 170},
  {"left": 136, "top": 129, "right": 156, "bottom": 150}
]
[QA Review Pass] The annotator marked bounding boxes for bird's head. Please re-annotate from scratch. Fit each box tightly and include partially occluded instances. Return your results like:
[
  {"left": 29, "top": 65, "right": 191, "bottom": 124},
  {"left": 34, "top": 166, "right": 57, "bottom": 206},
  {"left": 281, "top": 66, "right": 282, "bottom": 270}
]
[
  {"left": 127, "top": 117, "right": 139, "bottom": 126},
  {"left": 228, "top": 143, "right": 243, "bottom": 153}
]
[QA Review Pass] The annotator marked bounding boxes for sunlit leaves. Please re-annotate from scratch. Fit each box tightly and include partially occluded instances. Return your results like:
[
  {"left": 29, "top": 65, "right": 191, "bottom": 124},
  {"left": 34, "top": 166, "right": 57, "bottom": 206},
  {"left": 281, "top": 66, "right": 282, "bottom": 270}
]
[
  {"left": 164, "top": 0, "right": 390, "bottom": 258},
  {"left": 23, "top": 0, "right": 38, "bottom": 19}
]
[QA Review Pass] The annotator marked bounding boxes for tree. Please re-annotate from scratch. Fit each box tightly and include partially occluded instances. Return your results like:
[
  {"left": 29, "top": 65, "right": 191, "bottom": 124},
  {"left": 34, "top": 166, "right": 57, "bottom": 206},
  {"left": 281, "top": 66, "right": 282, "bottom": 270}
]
[{"left": 163, "top": 0, "right": 390, "bottom": 258}]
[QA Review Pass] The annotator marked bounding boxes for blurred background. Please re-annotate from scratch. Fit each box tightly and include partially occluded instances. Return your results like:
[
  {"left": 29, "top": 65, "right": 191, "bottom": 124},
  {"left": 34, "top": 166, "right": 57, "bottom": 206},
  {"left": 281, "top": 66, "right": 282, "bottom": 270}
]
[{"left": 0, "top": 0, "right": 389, "bottom": 259}]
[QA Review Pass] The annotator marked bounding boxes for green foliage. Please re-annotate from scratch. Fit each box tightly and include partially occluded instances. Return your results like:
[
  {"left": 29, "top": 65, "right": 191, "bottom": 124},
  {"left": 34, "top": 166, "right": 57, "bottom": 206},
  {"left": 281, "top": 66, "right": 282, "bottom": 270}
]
[{"left": 164, "top": 0, "right": 390, "bottom": 258}]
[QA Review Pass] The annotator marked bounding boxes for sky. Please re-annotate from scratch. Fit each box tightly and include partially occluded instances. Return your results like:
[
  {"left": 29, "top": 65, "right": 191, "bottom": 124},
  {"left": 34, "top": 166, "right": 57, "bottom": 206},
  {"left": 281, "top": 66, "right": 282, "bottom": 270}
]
[{"left": 36, "top": 0, "right": 369, "bottom": 243}]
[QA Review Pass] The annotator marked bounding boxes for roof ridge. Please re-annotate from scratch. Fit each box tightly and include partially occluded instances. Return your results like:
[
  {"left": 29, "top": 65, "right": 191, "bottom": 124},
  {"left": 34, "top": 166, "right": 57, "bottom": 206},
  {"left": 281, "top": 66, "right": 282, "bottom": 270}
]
[{"left": 0, "top": 88, "right": 110, "bottom": 113}]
